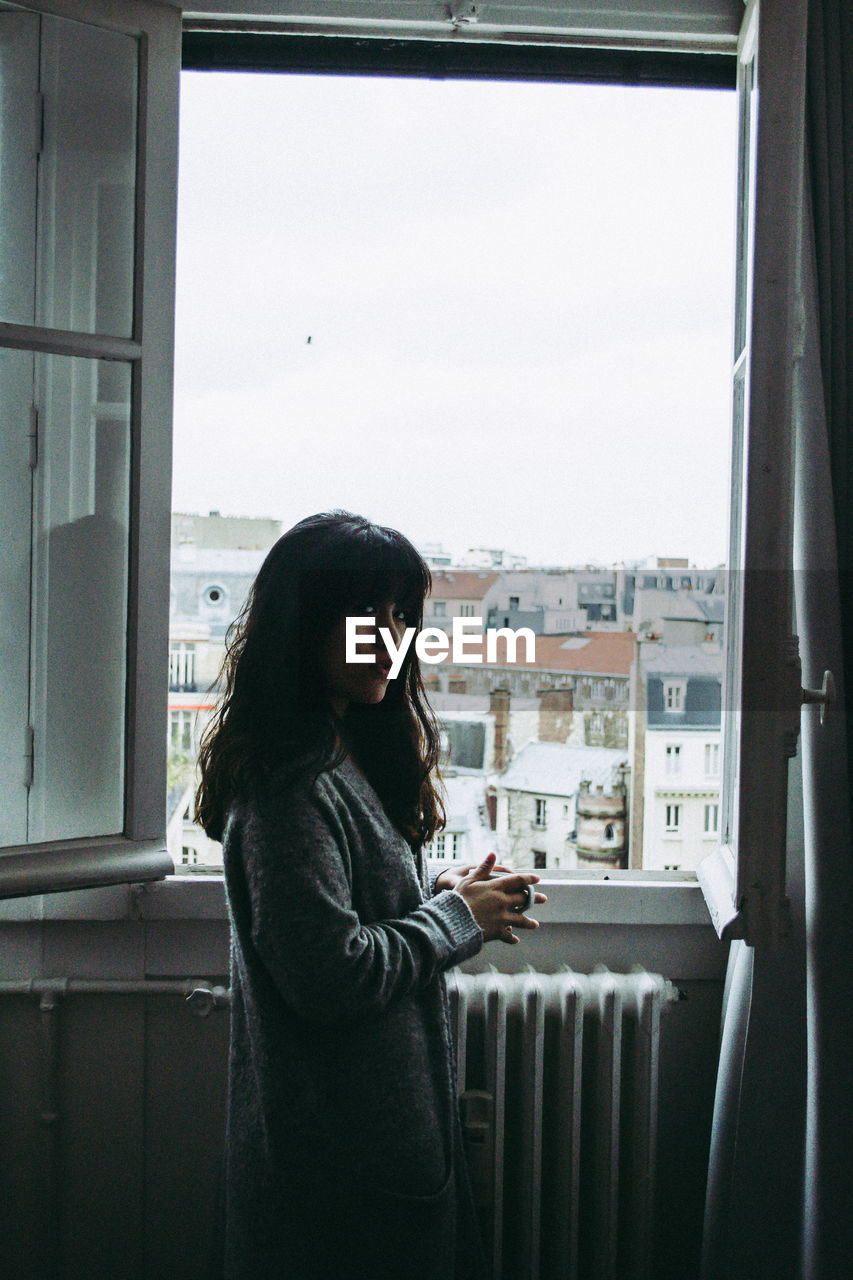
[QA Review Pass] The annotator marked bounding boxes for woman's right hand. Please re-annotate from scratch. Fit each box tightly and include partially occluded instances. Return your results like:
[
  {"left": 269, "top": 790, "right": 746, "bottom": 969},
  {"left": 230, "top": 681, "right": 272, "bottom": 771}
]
[{"left": 454, "top": 852, "right": 545, "bottom": 945}]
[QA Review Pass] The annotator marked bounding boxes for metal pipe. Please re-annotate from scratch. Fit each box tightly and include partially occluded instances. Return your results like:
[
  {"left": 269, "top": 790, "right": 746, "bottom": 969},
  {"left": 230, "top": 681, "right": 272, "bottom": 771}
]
[
  {"left": 38, "top": 985, "right": 64, "bottom": 1280},
  {"left": 0, "top": 978, "right": 231, "bottom": 1012}
]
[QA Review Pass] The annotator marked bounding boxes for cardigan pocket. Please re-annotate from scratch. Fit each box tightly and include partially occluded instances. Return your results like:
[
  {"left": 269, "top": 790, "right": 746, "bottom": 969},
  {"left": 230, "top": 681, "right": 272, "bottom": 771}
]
[{"left": 350, "top": 1162, "right": 458, "bottom": 1280}]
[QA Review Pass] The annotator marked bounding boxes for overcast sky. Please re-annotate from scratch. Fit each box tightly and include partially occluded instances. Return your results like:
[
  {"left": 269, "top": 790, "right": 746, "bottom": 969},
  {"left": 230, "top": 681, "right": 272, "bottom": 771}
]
[{"left": 172, "top": 71, "right": 737, "bottom": 567}]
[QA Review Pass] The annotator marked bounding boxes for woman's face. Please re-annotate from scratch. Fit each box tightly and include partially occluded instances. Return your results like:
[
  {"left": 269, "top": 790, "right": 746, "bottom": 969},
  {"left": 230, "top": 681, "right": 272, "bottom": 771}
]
[{"left": 320, "top": 601, "right": 412, "bottom": 716}]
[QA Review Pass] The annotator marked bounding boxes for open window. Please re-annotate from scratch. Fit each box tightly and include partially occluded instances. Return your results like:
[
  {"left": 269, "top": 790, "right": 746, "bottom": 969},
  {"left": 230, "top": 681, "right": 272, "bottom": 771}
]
[
  {"left": 696, "top": 0, "right": 808, "bottom": 948},
  {"left": 0, "top": 1, "right": 811, "bottom": 942},
  {"left": 0, "top": 0, "right": 180, "bottom": 896}
]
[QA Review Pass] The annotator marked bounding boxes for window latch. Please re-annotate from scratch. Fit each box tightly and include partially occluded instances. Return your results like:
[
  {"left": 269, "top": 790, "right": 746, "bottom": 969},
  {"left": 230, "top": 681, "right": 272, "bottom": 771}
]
[{"left": 802, "top": 669, "right": 836, "bottom": 726}]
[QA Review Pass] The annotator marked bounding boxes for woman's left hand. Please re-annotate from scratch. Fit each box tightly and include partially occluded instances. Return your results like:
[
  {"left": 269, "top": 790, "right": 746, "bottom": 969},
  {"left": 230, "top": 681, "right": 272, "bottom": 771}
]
[{"left": 434, "top": 862, "right": 513, "bottom": 893}]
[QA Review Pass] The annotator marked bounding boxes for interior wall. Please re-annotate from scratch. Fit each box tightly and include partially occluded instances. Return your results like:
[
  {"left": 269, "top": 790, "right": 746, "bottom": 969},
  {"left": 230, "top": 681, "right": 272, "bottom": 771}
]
[{"left": 0, "top": 914, "right": 723, "bottom": 1280}]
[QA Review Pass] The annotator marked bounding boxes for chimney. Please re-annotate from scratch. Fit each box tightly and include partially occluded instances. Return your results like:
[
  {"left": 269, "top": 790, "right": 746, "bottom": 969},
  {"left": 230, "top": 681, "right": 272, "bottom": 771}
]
[
  {"left": 537, "top": 686, "right": 573, "bottom": 743},
  {"left": 489, "top": 688, "right": 510, "bottom": 772}
]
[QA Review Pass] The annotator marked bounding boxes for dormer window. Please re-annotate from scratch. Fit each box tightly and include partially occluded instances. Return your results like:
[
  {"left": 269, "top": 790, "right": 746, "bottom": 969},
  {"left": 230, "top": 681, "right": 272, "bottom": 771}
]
[{"left": 664, "top": 681, "right": 687, "bottom": 713}]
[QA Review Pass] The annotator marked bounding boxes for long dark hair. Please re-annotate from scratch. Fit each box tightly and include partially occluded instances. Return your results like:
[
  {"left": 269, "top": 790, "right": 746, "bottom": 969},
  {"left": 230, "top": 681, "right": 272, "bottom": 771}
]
[{"left": 195, "top": 511, "right": 444, "bottom": 847}]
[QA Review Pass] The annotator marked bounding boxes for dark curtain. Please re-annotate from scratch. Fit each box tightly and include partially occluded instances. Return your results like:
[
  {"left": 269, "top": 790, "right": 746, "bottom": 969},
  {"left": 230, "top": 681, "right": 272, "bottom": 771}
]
[
  {"left": 702, "top": 5, "right": 853, "bottom": 1279},
  {"left": 806, "top": 0, "right": 853, "bottom": 835},
  {"left": 802, "top": 10, "right": 853, "bottom": 1280}
]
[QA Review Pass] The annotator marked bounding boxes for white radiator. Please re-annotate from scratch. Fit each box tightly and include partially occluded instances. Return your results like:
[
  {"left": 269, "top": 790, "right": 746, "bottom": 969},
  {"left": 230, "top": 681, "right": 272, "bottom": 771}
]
[{"left": 446, "top": 967, "right": 679, "bottom": 1280}]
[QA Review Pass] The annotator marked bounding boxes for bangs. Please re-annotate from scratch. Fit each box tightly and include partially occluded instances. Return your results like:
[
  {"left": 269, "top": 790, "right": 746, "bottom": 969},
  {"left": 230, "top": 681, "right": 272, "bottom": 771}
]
[
  {"left": 296, "top": 516, "right": 431, "bottom": 624},
  {"left": 334, "top": 525, "right": 430, "bottom": 619}
]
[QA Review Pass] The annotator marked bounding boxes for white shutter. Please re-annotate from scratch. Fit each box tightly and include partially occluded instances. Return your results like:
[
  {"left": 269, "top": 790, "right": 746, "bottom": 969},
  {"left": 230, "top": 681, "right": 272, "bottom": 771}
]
[
  {"left": 697, "top": 0, "right": 808, "bottom": 948},
  {"left": 0, "top": 0, "right": 180, "bottom": 895}
]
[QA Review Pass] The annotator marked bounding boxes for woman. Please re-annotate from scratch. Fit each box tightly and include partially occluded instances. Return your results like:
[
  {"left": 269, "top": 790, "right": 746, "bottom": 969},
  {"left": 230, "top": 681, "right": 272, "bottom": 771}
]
[{"left": 196, "top": 511, "right": 544, "bottom": 1279}]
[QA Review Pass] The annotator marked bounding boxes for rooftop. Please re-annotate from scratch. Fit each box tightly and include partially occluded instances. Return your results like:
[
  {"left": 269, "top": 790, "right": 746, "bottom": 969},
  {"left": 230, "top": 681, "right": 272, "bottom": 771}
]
[
  {"left": 499, "top": 741, "right": 628, "bottom": 797},
  {"left": 170, "top": 548, "right": 267, "bottom": 575},
  {"left": 428, "top": 570, "right": 501, "bottom": 600},
  {"left": 448, "top": 630, "right": 636, "bottom": 676},
  {"left": 641, "top": 643, "right": 723, "bottom": 677}
]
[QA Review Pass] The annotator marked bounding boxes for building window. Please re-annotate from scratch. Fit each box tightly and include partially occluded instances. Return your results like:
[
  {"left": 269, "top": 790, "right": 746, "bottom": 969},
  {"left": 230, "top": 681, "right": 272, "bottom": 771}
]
[
  {"left": 509, "top": 596, "right": 519, "bottom": 609},
  {"left": 533, "top": 798, "right": 547, "bottom": 829},
  {"left": 169, "top": 709, "right": 195, "bottom": 756},
  {"left": 704, "top": 803, "right": 719, "bottom": 835},
  {"left": 459, "top": 604, "right": 475, "bottom": 617},
  {"left": 181, "top": 846, "right": 199, "bottom": 865},
  {"left": 665, "top": 804, "right": 681, "bottom": 834},
  {"left": 604, "top": 823, "right": 615, "bottom": 842},
  {"left": 433, "top": 601, "right": 447, "bottom": 617},
  {"left": 430, "top": 832, "right": 460, "bottom": 858},
  {"left": 665, "top": 744, "right": 682, "bottom": 775},
  {"left": 664, "top": 681, "right": 686, "bottom": 712},
  {"left": 705, "top": 742, "right": 720, "bottom": 775},
  {"left": 169, "top": 642, "right": 196, "bottom": 690},
  {"left": 533, "top": 850, "right": 546, "bottom": 869}
]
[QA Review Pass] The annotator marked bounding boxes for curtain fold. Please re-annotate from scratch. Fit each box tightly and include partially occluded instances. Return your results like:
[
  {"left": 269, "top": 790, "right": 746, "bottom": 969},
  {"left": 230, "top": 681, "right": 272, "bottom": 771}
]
[
  {"left": 806, "top": 0, "right": 853, "bottom": 836},
  {"left": 800, "top": 7, "right": 853, "bottom": 1277},
  {"left": 701, "top": 4, "right": 853, "bottom": 1277}
]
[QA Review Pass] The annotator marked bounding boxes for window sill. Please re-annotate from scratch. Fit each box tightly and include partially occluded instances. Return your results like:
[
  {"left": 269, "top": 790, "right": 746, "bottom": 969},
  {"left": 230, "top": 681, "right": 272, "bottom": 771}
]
[
  {"left": 0, "top": 871, "right": 726, "bottom": 981},
  {"left": 0, "top": 869, "right": 712, "bottom": 926}
]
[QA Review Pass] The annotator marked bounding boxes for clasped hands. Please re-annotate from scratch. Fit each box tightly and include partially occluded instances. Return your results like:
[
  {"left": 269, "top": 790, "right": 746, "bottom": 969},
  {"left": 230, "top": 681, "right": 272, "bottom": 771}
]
[{"left": 435, "top": 852, "right": 546, "bottom": 945}]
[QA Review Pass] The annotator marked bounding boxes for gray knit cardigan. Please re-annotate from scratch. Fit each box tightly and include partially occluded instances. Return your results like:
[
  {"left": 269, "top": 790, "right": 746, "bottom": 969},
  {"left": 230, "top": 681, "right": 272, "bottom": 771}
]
[{"left": 221, "top": 757, "right": 489, "bottom": 1279}]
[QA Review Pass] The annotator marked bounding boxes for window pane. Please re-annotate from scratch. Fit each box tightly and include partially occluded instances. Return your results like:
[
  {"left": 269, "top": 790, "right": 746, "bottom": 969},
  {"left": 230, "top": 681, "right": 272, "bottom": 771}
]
[
  {"left": 27, "top": 354, "right": 131, "bottom": 841},
  {"left": 0, "top": 4, "right": 39, "bottom": 325},
  {"left": 172, "top": 72, "right": 735, "bottom": 876},
  {"left": 0, "top": 346, "right": 34, "bottom": 845},
  {"left": 0, "top": 4, "right": 138, "bottom": 336},
  {"left": 31, "top": 4, "right": 138, "bottom": 337}
]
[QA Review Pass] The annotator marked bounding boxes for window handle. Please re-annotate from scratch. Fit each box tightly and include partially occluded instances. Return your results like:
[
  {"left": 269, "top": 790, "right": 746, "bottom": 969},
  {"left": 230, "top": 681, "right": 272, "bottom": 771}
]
[{"left": 801, "top": 670, "right": 835, "bottom": 726}]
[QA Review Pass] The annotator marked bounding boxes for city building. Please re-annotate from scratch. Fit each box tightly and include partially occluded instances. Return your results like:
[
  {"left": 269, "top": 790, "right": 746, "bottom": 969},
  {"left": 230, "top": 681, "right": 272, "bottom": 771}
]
[
  {"left": 423, "top": 569, "right": 500, "bottom": 632},
  {"left": 167, "top": 514, "right": 279, "bottom": 868},
  {"left": 428, "top": 630, "right": 635, "bottom": 749},
  {"left": 494, "top": 741, "right": 628, "bottom": 869},
  {"left": 635, "top": 643, "right": 722, "bottom": 872}
]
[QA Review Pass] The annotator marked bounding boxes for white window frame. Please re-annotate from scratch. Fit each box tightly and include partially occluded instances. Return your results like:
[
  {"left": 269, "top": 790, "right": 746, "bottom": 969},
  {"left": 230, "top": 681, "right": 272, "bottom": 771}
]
[
  {"left": 664, "top": 681, "right": 686, "bottom": 713},
  {"left": 179, "top": 1, "right": 802, "bottom": 951},
  {"left": 169, "top": 709, "right": 197, "bottom": 756},
  {"left": 0, "top": 0, "right": 180, "bottom": 898},
  {"left": 665, "top": 744, "right": 682, "bottom": 775},
  {"left": 1, "top": 0, "right": 806, "bottom": 948},
  {"left": 697, "top": 0, "right": 808, "bottom": 948},
  {"left": 533, "top": 798, "right": 548, "bottom": 829},
  {"left": 704, "top": 741, "right": 720, "bottom": 776},
  {"left": 169, "top": 642, "right": 196, "bottom": 689},
  {"left": 665, "top": 804, "right": 682, "bottom": 835}
]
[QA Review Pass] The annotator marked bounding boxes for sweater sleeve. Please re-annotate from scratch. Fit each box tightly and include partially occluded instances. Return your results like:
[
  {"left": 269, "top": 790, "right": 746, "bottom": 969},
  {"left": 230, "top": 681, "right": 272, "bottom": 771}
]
[
  {"left": 235, "top": 782, "right": 483, "bottom": 1027},
  {"left": 427, "top": 860, "right": 451, "bottom": 897}
]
